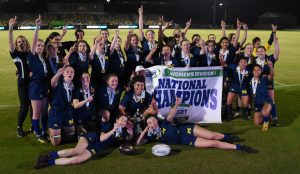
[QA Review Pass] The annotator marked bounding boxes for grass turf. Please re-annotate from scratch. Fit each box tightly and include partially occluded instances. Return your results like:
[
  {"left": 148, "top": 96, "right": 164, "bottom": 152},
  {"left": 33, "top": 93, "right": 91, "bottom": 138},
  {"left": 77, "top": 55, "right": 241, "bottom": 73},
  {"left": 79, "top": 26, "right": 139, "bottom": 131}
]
[{"left": 0, "top": 29, "right": 300, "bottom": 174}]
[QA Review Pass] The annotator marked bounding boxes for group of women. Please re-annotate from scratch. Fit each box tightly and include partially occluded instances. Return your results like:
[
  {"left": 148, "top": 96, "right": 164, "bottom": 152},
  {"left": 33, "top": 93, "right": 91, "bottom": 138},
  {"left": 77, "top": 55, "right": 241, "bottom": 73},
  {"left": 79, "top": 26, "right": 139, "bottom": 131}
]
[{"left": 7, "top": 5, "right": 280, "bottom": 168}]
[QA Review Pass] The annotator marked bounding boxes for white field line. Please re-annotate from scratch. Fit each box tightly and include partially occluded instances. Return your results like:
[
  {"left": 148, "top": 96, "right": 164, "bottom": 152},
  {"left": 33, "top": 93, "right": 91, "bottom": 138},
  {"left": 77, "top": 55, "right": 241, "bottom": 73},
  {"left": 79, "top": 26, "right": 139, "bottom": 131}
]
[
  {"left": 0, "top": 105, "right": 18, "bottom": 108},
  {"left": 276, "top": 84, "right": 300, "bottom": 88},
  {"left": 274, "top": 81, "right": 289, "bottom": 86}
]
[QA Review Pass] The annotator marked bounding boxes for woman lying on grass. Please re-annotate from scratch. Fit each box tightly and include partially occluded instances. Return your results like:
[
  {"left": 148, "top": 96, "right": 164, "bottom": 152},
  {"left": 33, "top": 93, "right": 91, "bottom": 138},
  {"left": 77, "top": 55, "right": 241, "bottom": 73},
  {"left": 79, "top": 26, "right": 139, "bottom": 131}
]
[
  {"left": 34, "top": 114, "right": 133, "bottom": 169},
  {"left": 136, "top": 98, "right": 258, "bottom": 153}
]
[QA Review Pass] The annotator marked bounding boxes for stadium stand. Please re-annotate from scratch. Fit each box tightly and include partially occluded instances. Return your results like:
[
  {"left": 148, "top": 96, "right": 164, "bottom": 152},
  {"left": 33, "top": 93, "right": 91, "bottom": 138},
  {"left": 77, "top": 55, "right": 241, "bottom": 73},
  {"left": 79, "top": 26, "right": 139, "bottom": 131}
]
[{"left": 0, "top": 13, "right": 162, "bottom": 27}]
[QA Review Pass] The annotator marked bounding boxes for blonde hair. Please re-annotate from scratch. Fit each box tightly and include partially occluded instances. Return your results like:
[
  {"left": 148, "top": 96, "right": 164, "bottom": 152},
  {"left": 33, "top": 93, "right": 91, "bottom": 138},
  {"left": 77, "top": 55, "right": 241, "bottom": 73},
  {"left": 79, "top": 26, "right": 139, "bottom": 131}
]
[{"left": 15, "top": 35, "right": 30, "bottom": 52}]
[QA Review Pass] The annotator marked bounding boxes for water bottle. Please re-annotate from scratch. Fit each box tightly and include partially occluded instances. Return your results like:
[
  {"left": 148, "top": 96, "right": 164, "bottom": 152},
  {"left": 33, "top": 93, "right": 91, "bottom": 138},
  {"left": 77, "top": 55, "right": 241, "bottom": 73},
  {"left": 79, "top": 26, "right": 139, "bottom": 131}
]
[
  {"left": 133, "top": 109, "right": 142, "bottom": 134},
  {"left": 115, "top": 126, "right": 122, "bottom": 137}
]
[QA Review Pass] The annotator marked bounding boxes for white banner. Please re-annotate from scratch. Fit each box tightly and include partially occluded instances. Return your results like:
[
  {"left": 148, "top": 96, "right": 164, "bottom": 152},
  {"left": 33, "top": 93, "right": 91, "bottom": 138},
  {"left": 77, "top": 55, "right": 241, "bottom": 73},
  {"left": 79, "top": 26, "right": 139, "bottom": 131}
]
[{"left": 145, "top": 66, "right": 223, "bottom": 123}]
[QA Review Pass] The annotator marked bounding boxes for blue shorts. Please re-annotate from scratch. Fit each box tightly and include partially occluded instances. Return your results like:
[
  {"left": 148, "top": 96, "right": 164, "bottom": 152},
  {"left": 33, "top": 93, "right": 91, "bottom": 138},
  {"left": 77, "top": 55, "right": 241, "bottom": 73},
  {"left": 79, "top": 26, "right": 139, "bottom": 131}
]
[
  {"left": 48, "top": 108, "right": 74, "bottom": 129},
  {"left": 267, "top": 80, "right": 274, "bottom": 90},
  {"left": 82, "top": 132, "right": 102, "bottom": 156},
  {"left": 254, "top": 99, "right": 273, "bottom": 112},
  {"left": 229, "top": 85, "right": 249, "bottom": 96},
  {"left": 223, "top": 70, "right": 231, "bottom": 83},
  {"left": 179, "top": 124, "right": 196, "bottom": 146},
  {"left": 74, "top": 110, "right": 96, "bottom": 126},
  {"left": 29, "top": 81, "right": 48, "bottom": 100}
]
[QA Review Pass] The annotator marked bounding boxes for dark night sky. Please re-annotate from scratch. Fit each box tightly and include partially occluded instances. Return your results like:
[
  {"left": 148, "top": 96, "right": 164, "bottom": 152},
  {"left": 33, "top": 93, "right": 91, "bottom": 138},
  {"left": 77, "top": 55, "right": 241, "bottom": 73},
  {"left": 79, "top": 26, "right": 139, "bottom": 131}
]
[
  {"left": 207, "top": 0, "right": 297, "bottom": 25},
  {"left": 0, "top": 0, "right": 298, "bottom": 25},
  {"left": 112, "top": 0, "right": 299, "bottom": 25},
  {"left": 150, "top": 0, "right": 298, "bottom": 25}
]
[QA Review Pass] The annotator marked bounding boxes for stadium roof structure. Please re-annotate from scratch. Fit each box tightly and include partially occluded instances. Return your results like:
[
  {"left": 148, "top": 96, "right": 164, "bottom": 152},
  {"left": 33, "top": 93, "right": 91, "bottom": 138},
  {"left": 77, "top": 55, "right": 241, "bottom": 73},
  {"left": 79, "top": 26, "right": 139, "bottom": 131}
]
[
  {"left": 259, "top": 12, "right": 296, "bottom": 18},
  {"left": 259, "top": 12, "right": 297, "bottom": 26}
]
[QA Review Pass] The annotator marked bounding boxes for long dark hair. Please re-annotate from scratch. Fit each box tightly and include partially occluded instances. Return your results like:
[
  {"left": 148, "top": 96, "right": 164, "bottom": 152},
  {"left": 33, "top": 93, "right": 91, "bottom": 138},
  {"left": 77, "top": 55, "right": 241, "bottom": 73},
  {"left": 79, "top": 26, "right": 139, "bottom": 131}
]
[
  {"left": 218, "top": 37, "right": 229, "bottom": 44},
  {"left": 45, "top": 32, "right": 60, "bottom": 46}
]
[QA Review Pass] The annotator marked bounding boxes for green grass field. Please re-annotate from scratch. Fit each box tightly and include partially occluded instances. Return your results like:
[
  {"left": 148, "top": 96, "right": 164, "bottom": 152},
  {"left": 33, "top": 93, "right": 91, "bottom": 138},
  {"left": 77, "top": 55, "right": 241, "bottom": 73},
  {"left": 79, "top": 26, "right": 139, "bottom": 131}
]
[{"left": 0, "top": 29, "right": 300, "bottom": 174}]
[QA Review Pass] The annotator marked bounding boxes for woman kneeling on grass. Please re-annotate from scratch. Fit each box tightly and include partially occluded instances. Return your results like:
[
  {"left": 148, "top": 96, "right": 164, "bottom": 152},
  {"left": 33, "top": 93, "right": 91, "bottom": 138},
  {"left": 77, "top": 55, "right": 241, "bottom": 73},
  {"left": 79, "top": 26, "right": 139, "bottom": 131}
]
[
  {"left": 136, "top": 98, "right": 258, "bottom": 153},
  {"left": 249, "top": 63, "right": 274, "bottom": 131},
  {"left": 34, "top": 115, "right": 133, "bottom": 169}
]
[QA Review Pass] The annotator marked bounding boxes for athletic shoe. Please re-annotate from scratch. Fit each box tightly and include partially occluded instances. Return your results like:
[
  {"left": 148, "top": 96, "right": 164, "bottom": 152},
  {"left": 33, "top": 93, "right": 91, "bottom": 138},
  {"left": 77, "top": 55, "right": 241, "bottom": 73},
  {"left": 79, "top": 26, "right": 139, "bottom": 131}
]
[
  {"left": 37, "top": 135, "right": 48, "bottom": 144},
  {"left": 239, "top": 145, "right": 259, "bottom": 153},
  {"left": 17, "top": 127, "right": 26, "bottom": 137},
  {"left": 34, "top": 160, "right": 49, "bottom": 169},
  {"left": 262, "top": 122, "right": 269, "bottom": 131},
  {"left": 37, "top": 153, "right": 50, "bottom": 163},
  {"left": 271, "top": 119, "right": 280, "bottom": 127},
  {"left": 247, "top": 110, "right": 252, "bottom": 117},
  {"left": 233, "top": 112, "right": 241, "bottom": 119},
  {"left": 42, "top": 132, "right": 50, "bottom": 140},
  {"left": 29, "top": 126, "right": 34, "bottom": 133}
]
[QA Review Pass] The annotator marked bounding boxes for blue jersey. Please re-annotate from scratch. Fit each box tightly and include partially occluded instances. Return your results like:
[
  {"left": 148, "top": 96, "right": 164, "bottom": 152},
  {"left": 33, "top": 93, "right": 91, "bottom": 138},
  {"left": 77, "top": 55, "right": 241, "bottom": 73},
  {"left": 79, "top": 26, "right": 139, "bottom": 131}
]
[
  {"left": 90, "top": 53, "right": 109, "bottom": 88},
  {"left": 227, "top": 65, "right": 251, "bottom": 89},
  {"left": 51, "top": 78, "right": 73, "bottom": 111},
  {"left": 125, "top": 46, "right": 143, "bottom": 66},
  {"left": 199, "top": 53, "right": 220, "bottom": 67},
  {"left": 144, "top": 55, "right": 179, "bottom": 68},
  {"left": 46, "top": 57, "right": 60, "bottom": 80},
  {"left": 108, "top": 49, "right": 126, "bottom": 73},
  {"left": 140, "top": 37, "right": 159, "bottom": 59},
  {"left": 27, "top": 52, "right": 47, "bottom": 82},
  {"left": 214, "top": 44, "right": 237, "bottom": 65},
  {"left": 108, "top": 49, "right": 127, "bottom": 85},
  {"left": 175, "top": 52, "right": 199, "bottom": 67},
  {"left": 95, "top": 86, "right": 123, "bottom": 112},
  {"left": 125, "top": 46, "right": 144, "bottom": 80},
  {"left": 72, "top": 86, "right": 96, "bottom": 120},
  {"left": 120, "top": 91, "right": 152, "bottom": 116},
  {"left": 249, "top": 76, "right": 272, "bottom": 105},
  {"left": 214, "top": 44, "right": 237, "bottom": 81},
  {"left": 189, "top": 44, "right": 199, "bottom": 57},
  {"left": 69, "top": 52, "right": 89, "bottom": 87},
  {"left": 45, "top": 57, "right": 62, "bottom": 100},
  {"left": 99, "top": 122, "right": 129, "bottom": 149},
  {"left": 84, "top": 122, "right": 128, "bottom": 156},
  {"left": 57, "top": 46, "right": 66, "bottom": 60},
  {"left": 190, "top": 46, "right": 202, "bottom": 57},
  {"left": 145, "top": 120, "right": 180, "bottom": 145}
]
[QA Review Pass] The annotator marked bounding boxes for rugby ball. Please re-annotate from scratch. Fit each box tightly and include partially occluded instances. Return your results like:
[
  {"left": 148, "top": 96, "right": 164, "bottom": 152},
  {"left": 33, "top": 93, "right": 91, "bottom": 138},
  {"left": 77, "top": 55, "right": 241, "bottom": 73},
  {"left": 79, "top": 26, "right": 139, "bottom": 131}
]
[{"left": 152, "top": 144, "right": 171, "bottom": 157}]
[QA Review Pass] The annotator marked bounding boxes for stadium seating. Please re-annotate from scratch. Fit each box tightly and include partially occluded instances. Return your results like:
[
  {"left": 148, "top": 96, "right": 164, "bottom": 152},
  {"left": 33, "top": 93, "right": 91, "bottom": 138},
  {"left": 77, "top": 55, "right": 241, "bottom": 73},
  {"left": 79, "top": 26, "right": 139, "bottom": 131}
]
[{"left": 0, "top": 13, "right": 162, "bottom": 27}]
